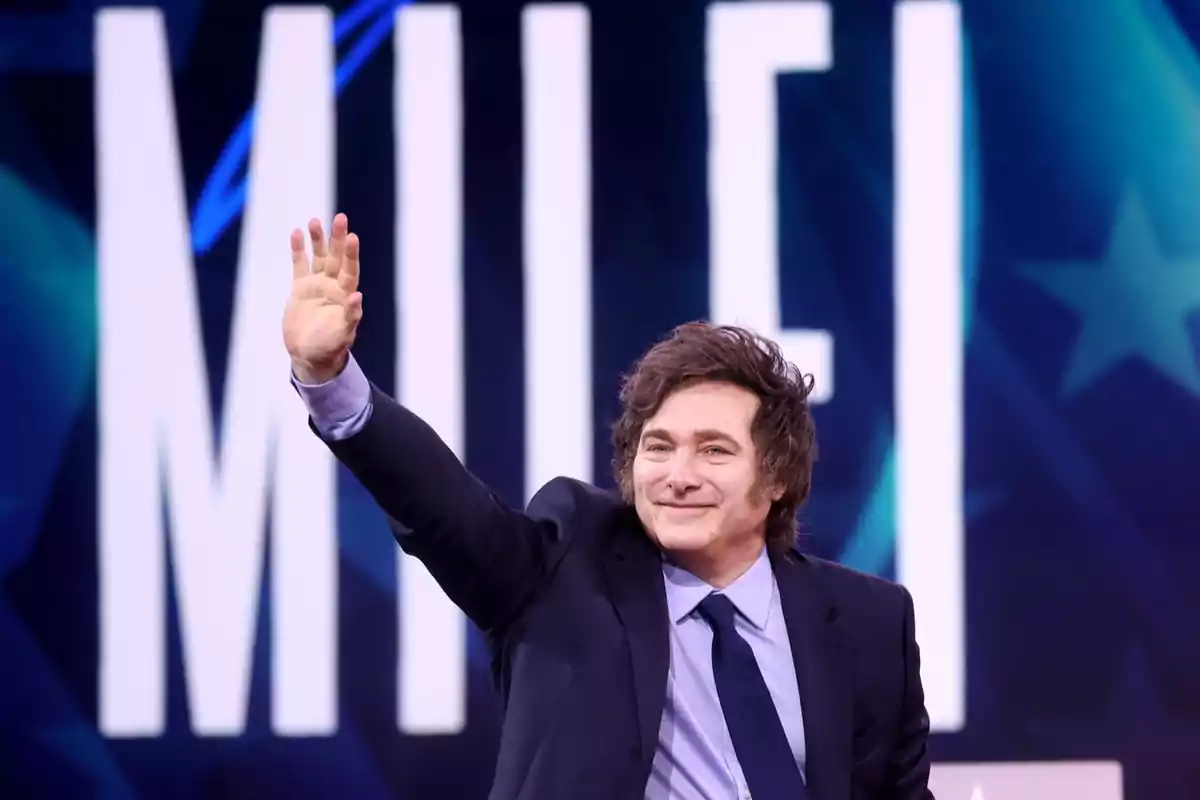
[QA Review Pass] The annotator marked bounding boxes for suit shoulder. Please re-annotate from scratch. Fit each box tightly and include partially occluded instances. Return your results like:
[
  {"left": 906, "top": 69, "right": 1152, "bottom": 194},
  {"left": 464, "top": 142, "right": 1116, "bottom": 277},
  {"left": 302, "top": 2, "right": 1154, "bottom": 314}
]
[
  {"left": 525, "top": 475, "right": 625, "bottom": 524},
  {"left": 796, "top": 553, "right": 916, "bottom": 651},
  {"left": 800, "top": 552, "right": 911, "bottom": 608}
]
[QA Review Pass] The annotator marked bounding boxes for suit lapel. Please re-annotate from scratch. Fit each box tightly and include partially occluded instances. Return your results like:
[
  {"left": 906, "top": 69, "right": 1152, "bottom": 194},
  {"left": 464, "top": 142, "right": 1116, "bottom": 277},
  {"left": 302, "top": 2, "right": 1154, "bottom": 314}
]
[
  {"left": 772, "top": 551, "right": 853, "bottom": 800},
  {"left": 604, "top": 513, "right": 671, "bottom": 772}
]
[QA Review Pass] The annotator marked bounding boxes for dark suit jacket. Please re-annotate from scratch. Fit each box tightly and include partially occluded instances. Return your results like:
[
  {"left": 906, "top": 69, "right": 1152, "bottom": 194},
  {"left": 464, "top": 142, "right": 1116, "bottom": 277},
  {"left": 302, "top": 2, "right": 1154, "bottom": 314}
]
[{"left": 317, "top": 385, "right": 934, "bottom": 800}]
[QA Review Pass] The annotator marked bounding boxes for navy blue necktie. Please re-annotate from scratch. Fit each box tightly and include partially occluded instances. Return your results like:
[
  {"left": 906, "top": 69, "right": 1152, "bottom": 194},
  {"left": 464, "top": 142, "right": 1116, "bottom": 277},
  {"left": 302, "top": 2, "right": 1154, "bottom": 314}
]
[{"left": 698, "top": 593, "right": 809, "bottom": 800}]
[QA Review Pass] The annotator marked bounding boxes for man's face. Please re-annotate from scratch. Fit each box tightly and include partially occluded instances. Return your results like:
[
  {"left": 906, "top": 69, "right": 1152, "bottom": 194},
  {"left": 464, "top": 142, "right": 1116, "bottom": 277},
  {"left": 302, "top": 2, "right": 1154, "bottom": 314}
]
[{"left": 631, "top": 381, "right": 778, "bottom": 557}]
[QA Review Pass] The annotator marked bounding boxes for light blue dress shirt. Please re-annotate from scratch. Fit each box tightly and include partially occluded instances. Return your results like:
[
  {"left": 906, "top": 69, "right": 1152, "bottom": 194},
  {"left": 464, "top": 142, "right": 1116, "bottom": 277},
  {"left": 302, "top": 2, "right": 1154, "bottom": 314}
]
[
  {"left": 649, "top": 552, "right": 807, "bottom": 800},
  {"left": 292, "top": 354, "right": 807, "bottom": 799}
]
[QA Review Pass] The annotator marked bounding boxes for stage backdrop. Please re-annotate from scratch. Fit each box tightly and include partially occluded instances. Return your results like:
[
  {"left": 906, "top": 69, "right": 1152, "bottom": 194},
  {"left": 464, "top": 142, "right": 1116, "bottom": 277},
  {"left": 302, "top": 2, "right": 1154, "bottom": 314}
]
[{"left": 2, "top": 0, "right": 1199, "bottom": 797}]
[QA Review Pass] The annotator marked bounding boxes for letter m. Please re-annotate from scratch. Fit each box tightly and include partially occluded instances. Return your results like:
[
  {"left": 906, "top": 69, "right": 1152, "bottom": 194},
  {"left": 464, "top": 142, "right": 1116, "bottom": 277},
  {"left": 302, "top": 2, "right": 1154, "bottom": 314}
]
[{"left": 96, "top": 8, "right": 337, "bottom": 736}]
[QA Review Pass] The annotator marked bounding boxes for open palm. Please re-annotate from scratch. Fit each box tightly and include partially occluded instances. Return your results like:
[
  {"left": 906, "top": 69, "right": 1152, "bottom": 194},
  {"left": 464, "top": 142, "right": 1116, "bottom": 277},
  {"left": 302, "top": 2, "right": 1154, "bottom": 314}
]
[{"left": 283, "top": 213, "right": 364, "bottom": 383}]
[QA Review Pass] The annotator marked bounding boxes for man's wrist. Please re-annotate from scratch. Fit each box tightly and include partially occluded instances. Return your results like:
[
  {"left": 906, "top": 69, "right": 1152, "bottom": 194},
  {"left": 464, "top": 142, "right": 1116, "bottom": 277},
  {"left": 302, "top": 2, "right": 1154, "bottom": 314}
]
[{"left": 292, "top": 352, "right": 348, "bottom": 386}]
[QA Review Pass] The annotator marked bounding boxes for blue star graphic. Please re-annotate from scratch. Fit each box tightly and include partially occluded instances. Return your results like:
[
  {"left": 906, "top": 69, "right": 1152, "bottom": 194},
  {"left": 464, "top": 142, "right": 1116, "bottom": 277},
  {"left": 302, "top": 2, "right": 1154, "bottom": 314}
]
[{"left": 1016, "top": 189, "right": 1200, "bottom": 397}]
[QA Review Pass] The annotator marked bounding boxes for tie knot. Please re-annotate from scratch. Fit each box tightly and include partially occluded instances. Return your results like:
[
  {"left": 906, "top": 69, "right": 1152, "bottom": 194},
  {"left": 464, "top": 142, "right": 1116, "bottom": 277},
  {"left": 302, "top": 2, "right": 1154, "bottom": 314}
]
[{"left": 697, "top": 593, "right": 738, "bottom": 632}]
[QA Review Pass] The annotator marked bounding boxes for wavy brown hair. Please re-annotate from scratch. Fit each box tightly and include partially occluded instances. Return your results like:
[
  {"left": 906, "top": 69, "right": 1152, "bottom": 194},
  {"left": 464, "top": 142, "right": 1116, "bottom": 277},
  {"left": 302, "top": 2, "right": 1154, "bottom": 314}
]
[{"left": 610, "top": 321, "right": 818, "bottom": 554}]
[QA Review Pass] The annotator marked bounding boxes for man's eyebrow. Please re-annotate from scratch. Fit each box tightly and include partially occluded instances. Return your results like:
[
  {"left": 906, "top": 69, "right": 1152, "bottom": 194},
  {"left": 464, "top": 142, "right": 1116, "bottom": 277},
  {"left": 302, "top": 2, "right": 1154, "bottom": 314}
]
[
  {"left": 640, "top": 428, "right": 739, "bottom": 445},
  {"left": 692, "top": 428, "right": 738, "bottom": 445},
  {"left": 640, "top": 427, "right": 674, "bottom": 442}
]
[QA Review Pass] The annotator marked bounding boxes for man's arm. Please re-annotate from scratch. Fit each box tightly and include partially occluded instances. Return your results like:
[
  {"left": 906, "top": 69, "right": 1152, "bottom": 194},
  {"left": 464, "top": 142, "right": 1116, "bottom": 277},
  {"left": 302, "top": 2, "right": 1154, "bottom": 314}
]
[
  {"left": 883, "top": 586, "right": 934, "bottom": 800},
  {"left": 292, "top": 354, "right": 561, "bottom": 638},
  {"left": 284, "top": 214, "right": 561, "bottom": 638}
]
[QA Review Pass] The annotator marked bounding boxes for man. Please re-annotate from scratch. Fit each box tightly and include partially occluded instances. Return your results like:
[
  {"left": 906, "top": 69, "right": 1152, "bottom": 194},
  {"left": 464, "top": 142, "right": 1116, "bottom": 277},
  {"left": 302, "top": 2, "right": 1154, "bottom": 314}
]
[{"left": 284, "top": 214, "right": 933, "bottom": 800}]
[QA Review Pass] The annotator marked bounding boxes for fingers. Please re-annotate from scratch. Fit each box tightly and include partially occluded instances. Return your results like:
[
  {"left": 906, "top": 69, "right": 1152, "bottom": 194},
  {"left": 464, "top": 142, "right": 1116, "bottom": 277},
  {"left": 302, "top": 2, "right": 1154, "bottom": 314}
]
[
  {"left": 329, "top": 212, "right": 347, "bottom": 270},
  {"left": 296, "top": 213, "right": 357, "bottom": 288},
  {"left": 290, "top": 229, "right": 309, "bottom": 278},
  {"left": 309, "top": 219, "right": 328, "bottom": 262},
  {"left": 339, "top": 232, "right": 361, "bottom": 294},
  {"left": 345, "top": 291, "right": 364, "bottom": 331},
  {"left": 321, "top": 219, "right": 341, "bottom": 279}
]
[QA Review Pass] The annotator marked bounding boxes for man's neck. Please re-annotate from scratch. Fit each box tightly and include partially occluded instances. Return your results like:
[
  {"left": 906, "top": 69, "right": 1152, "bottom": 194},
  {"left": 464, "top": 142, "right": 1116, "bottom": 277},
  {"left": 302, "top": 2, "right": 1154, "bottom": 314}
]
[{"left": 666, "top": 536, "right": 766, "bottom": 589}]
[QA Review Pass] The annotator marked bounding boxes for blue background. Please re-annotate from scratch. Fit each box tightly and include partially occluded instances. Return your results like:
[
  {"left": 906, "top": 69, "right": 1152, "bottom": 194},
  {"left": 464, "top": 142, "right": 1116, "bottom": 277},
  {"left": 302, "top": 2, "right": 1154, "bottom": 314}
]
[{"left": 2, "top": 0, "right": 1200, "bottom": 797}]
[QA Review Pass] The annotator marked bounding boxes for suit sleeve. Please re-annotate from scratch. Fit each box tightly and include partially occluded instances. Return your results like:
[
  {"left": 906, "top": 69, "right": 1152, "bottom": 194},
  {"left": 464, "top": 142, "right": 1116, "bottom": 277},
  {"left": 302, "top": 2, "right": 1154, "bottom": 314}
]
[
  {"left": 316, "top": 382, "right": 560, "bottom": 637},
  {"left": 882, "top": 585, "right": 935, "bottom": 800}
]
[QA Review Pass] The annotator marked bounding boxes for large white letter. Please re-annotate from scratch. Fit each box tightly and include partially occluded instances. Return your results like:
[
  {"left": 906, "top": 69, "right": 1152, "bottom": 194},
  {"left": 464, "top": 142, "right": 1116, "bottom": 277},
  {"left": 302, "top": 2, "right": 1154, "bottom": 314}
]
[
  {"left": 894, "top": 0, "right": 964, "bottom": 733},
  {"left": 394, "top": 4, "right": 467, "bottom": 734},
  {"left": 97, "top": 7, "right": 336, "bottom": 736},
  {"left": 707, "top": 1, "right": 834, "bottom": 402},
  {"left": 523, "top": 4, "right": 593, "bottom": 499}
]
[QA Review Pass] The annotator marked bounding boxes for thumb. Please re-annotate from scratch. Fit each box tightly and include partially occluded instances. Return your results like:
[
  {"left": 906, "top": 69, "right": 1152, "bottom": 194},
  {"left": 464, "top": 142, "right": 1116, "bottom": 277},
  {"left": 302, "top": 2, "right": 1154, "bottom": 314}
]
[{"left": 345, "top": 291, "right": 364, "bottom": 330}]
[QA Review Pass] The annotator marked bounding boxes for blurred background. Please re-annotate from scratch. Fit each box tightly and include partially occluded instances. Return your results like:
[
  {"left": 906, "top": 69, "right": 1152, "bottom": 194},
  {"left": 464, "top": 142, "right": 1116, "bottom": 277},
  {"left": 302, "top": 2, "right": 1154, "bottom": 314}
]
[{"left": 2, "top": 0, "right": 1199, "bottom": 797}]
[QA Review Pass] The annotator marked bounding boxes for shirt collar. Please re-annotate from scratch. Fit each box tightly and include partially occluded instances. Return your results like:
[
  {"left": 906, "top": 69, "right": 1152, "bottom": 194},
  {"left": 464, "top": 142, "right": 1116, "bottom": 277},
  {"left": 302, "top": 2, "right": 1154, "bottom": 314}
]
[{"left": 662, "top": 546, "right": 775, "bottom": 631}]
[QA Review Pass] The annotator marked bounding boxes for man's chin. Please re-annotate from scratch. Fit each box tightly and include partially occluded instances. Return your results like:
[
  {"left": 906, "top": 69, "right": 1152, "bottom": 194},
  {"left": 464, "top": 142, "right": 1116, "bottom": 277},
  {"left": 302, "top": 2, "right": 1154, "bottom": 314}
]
[{"left": 648, "top": 526, "right": 717, "bottom": 553}]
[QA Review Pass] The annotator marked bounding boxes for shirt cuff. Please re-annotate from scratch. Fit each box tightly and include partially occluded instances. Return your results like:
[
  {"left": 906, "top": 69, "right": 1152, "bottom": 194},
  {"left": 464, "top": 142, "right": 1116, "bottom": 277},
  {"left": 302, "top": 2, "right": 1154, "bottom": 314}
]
[{"left": 290, "top": 353, "right": 373, "bottom": 440}]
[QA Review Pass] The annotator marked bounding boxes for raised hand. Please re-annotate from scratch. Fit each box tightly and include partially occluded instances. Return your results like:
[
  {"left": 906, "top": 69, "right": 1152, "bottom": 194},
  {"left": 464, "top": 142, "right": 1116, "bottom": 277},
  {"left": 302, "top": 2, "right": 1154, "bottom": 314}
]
[{"left": 283, "top": 212, "right": 364, "bottom": 384}]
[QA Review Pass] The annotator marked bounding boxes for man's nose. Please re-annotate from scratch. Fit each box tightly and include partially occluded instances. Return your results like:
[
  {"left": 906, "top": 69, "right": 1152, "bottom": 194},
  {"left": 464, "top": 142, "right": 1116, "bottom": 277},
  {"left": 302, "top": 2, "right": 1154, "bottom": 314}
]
[{"left": 664, "top": 455, "right": 701, "bottom": 492}]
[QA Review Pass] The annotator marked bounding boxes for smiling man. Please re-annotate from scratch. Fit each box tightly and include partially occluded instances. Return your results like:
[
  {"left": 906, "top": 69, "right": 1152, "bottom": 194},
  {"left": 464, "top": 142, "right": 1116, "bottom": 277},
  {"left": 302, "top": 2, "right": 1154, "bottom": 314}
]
[{"left": 284, "top": 214, "right": 933, "bottom": 800}]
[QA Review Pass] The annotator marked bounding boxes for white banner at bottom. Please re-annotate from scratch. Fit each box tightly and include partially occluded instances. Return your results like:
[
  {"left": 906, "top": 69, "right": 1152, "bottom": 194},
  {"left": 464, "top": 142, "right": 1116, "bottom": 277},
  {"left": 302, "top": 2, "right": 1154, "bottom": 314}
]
[{"left": 929, "top": 760, "right": 1124, "bottom": 800}]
